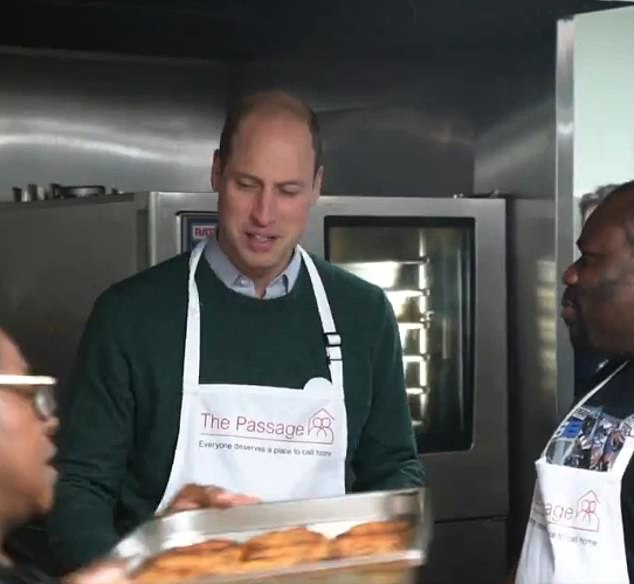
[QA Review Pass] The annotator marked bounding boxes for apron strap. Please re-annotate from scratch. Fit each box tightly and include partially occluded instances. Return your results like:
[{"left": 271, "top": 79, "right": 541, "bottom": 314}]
[
  {"left": 298, "top": 246, "right": 344, "bottom": 389},
  {"left": 610, "top": 434, "right": 634, "bottom": 478},
  {"left": 183, "top": 240, "right": 207, "bottom": 387},
  {"left": 542, "top": 360, "right": 630, "bottom": 458}
]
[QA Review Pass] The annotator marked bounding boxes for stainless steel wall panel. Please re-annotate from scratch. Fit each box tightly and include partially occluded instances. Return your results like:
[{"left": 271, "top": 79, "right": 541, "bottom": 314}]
[
  {"left": 236, "top": 60, "right": 475, "bottom": 198},
  {"left": 0, "top": 48, "right": 229, "bottom": 199},
  {"left": 555, "top": 18, "right": 577, "bottom": 417},
  {"left": 0, "top": 49, "right": 475, "bottom": 201},
  {"left": 474, "top": 45, "right": 561, "bottom": 559}
]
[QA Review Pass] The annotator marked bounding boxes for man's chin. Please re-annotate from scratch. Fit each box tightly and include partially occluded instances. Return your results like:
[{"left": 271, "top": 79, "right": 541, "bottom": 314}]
[
  {"left": 567, "top": 325, "right": 590, "bottom": 351},
  {"left": 35, "top": 475, "right": 57, "bottom": 516},
  {"left": 568, "top": 328, "right": 610, "bottom": 357}
]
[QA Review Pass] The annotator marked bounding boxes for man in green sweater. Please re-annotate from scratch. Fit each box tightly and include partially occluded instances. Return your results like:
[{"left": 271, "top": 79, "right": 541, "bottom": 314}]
[{"left": 48, "top": 90, "right": 425, "bottom": 572}]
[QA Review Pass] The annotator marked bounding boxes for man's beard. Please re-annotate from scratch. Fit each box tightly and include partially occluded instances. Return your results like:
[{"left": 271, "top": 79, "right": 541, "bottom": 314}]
[{"left": 566, "top": 313, "right": 592, "bottom": 351}]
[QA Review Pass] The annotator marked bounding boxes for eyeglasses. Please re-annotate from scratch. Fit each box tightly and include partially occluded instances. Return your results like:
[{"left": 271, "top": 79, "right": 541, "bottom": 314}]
[{"left": 0, "top": 374, "right": 57, "bottom": 421}]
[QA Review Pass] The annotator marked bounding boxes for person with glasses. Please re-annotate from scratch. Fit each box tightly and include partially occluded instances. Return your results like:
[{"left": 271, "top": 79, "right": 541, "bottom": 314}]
[{"left": 0, "top": 329, "right": 130, "bottom": 584}]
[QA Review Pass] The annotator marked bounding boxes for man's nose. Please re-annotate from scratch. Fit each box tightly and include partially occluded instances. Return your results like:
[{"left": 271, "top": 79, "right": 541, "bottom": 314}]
[{"left": 251, "top": 188, "right": 276, "bottom": 227}]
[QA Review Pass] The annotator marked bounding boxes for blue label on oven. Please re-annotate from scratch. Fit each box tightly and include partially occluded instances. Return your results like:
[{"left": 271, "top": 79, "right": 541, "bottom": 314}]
[{"left": 180, "top": 213, "right": 218, "bottom": 253}]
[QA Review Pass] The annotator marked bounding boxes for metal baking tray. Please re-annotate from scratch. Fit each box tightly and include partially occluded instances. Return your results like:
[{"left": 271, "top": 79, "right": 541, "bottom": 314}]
[{"left": 110, "top": 487, "right": 432, "bottom": 584}]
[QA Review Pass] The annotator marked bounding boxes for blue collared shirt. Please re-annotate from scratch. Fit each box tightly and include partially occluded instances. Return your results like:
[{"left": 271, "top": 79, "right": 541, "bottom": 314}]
[{"left": 204, "top": 234, "right": 302, "bottom": 299}]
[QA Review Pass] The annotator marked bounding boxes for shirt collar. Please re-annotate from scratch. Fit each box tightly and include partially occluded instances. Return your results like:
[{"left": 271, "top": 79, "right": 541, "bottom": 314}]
[{"left": 204, "top": 231, "right": 302, "bottom": 298}]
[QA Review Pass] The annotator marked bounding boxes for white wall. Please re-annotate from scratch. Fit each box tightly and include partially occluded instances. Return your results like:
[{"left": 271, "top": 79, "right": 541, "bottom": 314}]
[{"left": 574, "top": 6, "right": 634, "bottom": 217}]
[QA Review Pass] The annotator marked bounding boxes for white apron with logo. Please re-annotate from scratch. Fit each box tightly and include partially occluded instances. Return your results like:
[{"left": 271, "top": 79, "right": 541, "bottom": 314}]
[
  {"left": 516, "top": 361, "right": 634, "bottom": 584},
  {"left": 156, "top": 240, "right": 348, "bottom": 512}
]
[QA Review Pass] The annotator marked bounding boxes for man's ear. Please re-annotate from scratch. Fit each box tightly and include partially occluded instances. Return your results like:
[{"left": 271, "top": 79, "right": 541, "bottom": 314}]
[
  {"left": 312, "top": 165, "right": 324, "bottom": 204},
  {"left": 211, "top": 150, "right": 222, "bottom": 192}
]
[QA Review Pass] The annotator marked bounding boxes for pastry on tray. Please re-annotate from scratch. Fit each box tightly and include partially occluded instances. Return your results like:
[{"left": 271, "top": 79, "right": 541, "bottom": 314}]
[
  {"left": 329, "top": 519, "right": 412, "bottom": 559},
  {"left": 131, "top": 519, "right": 412, "bottom": 582},
  {"left": 339, "top": 519, "right": 410, "bottom": 538},
  {"left": 133, "top": 543, "right": 244, "bottom": 582},
  {"left": 243, "top": 527, "right": 326, "bottom": 550},
  {"left": 329, "top": 531, "right": 410, "bottom": 558}
]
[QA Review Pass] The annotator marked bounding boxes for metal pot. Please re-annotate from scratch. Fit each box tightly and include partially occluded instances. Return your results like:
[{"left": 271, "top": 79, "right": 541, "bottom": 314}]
[{"left": 53, "top": 185, "right": 106, "bottom": 199}]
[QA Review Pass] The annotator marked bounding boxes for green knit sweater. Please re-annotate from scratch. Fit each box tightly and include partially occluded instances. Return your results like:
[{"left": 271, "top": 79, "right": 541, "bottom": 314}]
[{"left": 48, "top": 252, "right": 424, "bottom": 571}]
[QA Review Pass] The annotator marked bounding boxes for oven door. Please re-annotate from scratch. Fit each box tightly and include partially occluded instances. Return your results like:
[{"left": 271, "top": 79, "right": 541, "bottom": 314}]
[{"left": 301, "top": 195, "right": 508, "bottom": 522}]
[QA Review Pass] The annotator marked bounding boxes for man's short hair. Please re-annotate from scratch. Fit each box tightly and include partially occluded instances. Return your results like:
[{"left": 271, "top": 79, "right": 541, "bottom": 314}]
[
  {"left": 603, "top": 179, "right": 634, "bottom": 202},
  {"left": 217, "top": 90, "right": 322, "bottom": 174},
  {"left": 599, "top": 180, "right": 634, "bottom": 247},
  {"left": 579, "top": 183, "right": 621, "bottom": 221}
]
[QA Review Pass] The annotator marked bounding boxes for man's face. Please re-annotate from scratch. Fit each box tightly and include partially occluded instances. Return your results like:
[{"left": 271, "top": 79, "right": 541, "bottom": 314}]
[
  {"left": 0, "top": 334, "right": 58, "bottom": 523},
  {"left": 562, "top": 202, "right": 634, "bottom": 356},
  {"left": 211, "top": 112, "right": 322, "bottom": 287}
]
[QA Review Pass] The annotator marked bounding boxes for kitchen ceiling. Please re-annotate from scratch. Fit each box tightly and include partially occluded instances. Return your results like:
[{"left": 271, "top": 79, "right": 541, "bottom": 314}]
[{"left": 1, "top": 0, "right": 633, "bottom": 60}]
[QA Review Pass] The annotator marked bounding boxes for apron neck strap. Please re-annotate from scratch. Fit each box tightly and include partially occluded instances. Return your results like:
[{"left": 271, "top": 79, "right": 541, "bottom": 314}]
[
  {"left": 542, "top": 360, "right": 630, "bottom": 460},
  {"left": 183, "top": 240, "right": 207, "bottom": 387},
  {"left": 298, "top": 246, "right": 343, "bottom": 389}
]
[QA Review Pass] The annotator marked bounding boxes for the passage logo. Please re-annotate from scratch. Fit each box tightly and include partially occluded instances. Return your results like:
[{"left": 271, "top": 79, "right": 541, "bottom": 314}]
[
  {"left": 533, "top": 488, "right": 601, "bottom": 533},
  {"left": 200, "top": 408, "right": 336, "bottom": 445}
]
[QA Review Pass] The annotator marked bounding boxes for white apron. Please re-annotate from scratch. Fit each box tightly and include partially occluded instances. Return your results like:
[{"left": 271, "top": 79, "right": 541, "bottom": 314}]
[
  {"left": 156, "top": 240, "right": 348, "bottom": 512},
  {"left": 517, "top": 361, "right": 634, "bottom": 584}
]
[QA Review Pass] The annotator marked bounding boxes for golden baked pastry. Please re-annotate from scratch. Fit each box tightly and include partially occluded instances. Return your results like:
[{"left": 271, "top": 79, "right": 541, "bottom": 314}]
[
  {"left": 246, "top": 541, "right": 328, "bottom": 562},
  {"left": 236, "top": 529, "right": 330, "bottom": 574},
  {"left": 178, "top": 539, "right": 235, "bottom": 553},
  {"left": 152, "top": 544, "right": 241, "bottom": 569},
  {"left": 244, "top": 526, "right": 325, "bottom": 549},
  {"left": 341, "top": 519, "right": 410, "bottom": 538},
  {"left": 236, "top": 553, "right": 317, "bottom": 574},
  {"left": 329, "top": 531, "right": 409, "bottom": 558},
  {"left": 133, "top": 543, "right": 243, "bottom": 582}
]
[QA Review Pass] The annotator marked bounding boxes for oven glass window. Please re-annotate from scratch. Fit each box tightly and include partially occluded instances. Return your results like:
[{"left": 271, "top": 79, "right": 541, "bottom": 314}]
[{"left": 326, "top": 216, "right": 474, "bottom": 453}]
